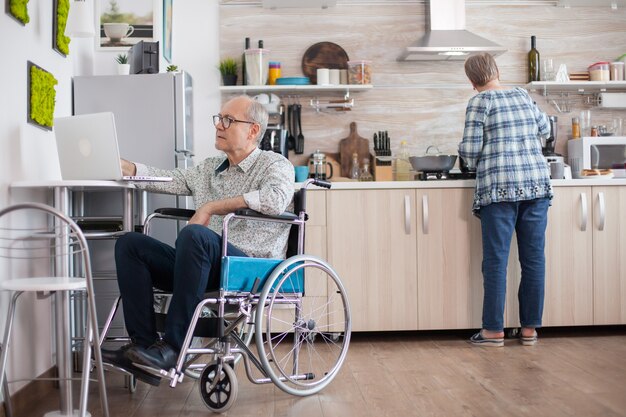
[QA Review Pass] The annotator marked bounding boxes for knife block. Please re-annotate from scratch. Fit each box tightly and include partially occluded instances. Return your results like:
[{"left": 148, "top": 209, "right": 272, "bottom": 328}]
[{"left": 371, "top": 153, "right": 393, "bottom": 181}]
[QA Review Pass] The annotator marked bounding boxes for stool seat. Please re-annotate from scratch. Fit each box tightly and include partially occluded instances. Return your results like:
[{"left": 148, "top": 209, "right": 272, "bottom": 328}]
[{"left": 0, "top": 277, "right": 86, "bottom": 292}]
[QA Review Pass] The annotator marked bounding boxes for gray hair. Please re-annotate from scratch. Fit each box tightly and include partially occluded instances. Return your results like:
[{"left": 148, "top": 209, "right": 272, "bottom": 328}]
[
  {"left": 464, "top": 53, "right": 499, "bottom": 87},
  {"left": 240, "top": 95, "right": 268, "bottom": 144}
]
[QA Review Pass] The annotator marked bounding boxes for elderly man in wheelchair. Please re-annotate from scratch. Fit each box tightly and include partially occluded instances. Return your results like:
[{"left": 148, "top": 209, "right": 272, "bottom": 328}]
[{"left": 100, "top": 95, "right": 351, "bottom": 412}]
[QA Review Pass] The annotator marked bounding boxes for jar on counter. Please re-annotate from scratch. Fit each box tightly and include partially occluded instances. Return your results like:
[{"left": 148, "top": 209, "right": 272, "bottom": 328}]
[
  {"left": 588, "top": 62, "right": 610, "bottom": 81},
  {"left": 268, "top": 61, "right": 281, "bottom": 85},
  {"left": 591, "top": 126, "right": 599, "bottom": 137}
]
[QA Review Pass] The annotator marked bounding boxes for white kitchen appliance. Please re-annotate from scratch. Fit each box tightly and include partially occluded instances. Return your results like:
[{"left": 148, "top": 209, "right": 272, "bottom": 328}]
[{"left": 568, "top": 136, "right": 626, "bottom": 178}]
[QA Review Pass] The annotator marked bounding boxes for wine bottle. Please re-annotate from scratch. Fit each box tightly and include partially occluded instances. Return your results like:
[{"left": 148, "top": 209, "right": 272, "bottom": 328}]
[
  {"left": 528, "top": 35, "right": 540, "bottom": 82},
  {"left": 242, "top": 37, "right": 250, "bottom": 86}
]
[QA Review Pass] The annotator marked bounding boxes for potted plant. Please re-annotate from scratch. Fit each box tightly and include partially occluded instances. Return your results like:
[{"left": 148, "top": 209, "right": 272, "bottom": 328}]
[
  {"left": 166, "top": 64, "right": 179, "bottom": 73},
  {"left": 219, "top": 58, "right": 238, "bottom": 86},
  {"left": 115, "top": 53, "right": 130, "bottom": 75}
]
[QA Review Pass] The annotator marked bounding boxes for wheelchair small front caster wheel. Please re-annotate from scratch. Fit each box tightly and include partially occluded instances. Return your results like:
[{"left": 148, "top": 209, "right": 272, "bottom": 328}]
[{"left": 199, "top": 362, "right": 238, "bottom": 413}]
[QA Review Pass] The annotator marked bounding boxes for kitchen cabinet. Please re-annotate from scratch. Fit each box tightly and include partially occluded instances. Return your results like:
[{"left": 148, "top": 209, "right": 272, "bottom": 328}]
[
  {"left": 415, "top": 188, "right": 483, "bottom": 329},
  {"left": 592, "top": 186, "right": 626, "bottom": 324},
  {"left": 326, "top": 189, "right": 418, "bottom": 331}
]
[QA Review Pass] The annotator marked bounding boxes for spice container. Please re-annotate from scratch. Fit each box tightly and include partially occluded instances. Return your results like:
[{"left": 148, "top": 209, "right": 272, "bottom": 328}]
[
  {"left": 571, "top": 117, "right": 580, "bottom": 139},
  {"left": 588, "top": 62, "right": 610, "bottom": 81},
  {"left": 268, "top": 61, "right": 281, "bottom": 85},
  {"left": 610, "top": 62, "right": 625, "bottom": 81},
  {"left": 348, "top": 60, "right": 372, "bottom": 85},
  {"left": 591, "top": 126, "right": 599, "bottom": 137}
]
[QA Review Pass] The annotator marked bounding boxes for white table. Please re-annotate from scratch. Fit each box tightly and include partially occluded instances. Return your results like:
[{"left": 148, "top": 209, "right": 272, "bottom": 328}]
[{"left": 10, "top": 180, "right": 136, "bottom": 417}]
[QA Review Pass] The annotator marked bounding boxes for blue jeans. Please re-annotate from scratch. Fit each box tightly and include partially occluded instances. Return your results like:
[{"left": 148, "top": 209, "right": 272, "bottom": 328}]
[
  {"left": 480, "top": 198, "right": 550, "bottom": 332},
  {"left": 114, "top": 225, "right": 247, "bottom": 351}
]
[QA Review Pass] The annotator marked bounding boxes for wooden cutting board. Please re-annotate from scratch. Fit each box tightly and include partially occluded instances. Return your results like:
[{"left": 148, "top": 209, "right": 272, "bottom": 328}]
[
  {"left": 339, "top": 122, "right": 370, "bottom": 178},
  {"left": 301, "top": 42, "right": 349, "bottom": 85}
]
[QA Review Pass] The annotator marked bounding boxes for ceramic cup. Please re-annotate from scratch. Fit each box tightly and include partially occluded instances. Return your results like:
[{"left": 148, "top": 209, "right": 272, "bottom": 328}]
[
  {"left": 317, "top": 68, "right": 330, "bottom": 86},
  {"left": 294, "top": 165, "right": 309, "bottom": 182},
  {"left": 550, "top": 161, "right": 564, "bottom": 180},
  {"left": 329, "top": 69, "right": 340, "bottom": 85},
  {"left": 103, "top": 23, "right": 134, "bottom": 42}
]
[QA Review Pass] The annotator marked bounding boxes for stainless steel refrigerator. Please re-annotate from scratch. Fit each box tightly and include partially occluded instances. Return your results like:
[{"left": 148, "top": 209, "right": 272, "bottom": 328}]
[{"left": 72, "top": 72, "right": 195, "bottom": 338}]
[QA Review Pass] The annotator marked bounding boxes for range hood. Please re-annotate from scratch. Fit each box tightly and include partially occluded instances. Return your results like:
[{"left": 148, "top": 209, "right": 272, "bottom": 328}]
[{"left": 398, "top": 0, "right": 506, "bottom": 61}]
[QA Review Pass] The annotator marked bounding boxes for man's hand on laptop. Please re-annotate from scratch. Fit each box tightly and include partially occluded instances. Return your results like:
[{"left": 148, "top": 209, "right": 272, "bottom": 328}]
[{"left": 121, "top": 158, "right": 137, "bottom": 176}]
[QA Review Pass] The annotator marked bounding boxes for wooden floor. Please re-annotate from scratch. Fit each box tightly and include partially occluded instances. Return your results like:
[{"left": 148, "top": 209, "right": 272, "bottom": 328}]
[{"left": 19, "top": 327, "right": 626, "bottom": 417}]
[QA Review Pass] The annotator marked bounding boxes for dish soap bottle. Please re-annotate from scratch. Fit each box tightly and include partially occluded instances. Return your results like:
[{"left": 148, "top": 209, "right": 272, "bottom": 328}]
[
  {"left": 395, "top": 140, "right": 412, "bottom": 181},
  {"left": 350, "top": 153, "right": 360, "bottom": 180}
]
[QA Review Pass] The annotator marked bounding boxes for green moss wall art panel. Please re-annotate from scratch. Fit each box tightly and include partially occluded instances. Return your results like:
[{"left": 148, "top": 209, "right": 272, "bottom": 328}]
[
  {"left": 6, "top": 0, "right": 29, "bottom": 25},
  {"left": 27, "top": 61, "right": 58, "bottom": 131},
  {"left": 53, "top": 0, "right": 71, "bottom": 56}
]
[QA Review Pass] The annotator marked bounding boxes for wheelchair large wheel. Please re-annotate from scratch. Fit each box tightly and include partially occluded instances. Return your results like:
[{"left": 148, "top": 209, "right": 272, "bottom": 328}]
[
  {"left": 199, "top": 362, "right": 238, "bottom": 413},
  {"left": 255, "top": 254, "right": 351, "bottom": 396}
]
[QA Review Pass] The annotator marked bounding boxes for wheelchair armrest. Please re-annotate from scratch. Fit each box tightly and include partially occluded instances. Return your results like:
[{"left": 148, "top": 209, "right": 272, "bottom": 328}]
[
  {"left": 154, "top": 208, "right": 196, "bottom": 220},
  {"left": 234, "top": 208, "right": 299, "bottom": 222}
]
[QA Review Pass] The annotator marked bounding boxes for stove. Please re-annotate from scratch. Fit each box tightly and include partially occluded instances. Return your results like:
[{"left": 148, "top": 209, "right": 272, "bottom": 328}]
[{"left": 417, "top": 170, "right": 476, "bottom": 181}]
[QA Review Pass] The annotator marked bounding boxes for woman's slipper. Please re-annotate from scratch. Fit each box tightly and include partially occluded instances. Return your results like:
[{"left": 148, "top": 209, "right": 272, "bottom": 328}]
[
  {"left": 469, "top": 331, "right": 504, "bottom": 347},
  {"left": 520, "top": 331, "right": 538, "bottom": 346}
]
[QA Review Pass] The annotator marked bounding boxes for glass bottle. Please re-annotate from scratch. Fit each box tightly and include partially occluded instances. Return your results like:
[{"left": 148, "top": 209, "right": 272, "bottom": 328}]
[
  {"left": 359, "top": 158, "right": 373, "bottom": 182},
  {"left": 242, "top": 37, "right": 250, "bottom": 85},
  {"left": 571, "top": 117, "right": 580, "bottom": 139},
  {"left": 350, "top": 153, "right": 360, "bottom": 180},
  {"left": 528, "top": 35, "right": 540, "bottom": 82},
  {"left": 395, "top": 140, "right": 412, "bottom": 181}
]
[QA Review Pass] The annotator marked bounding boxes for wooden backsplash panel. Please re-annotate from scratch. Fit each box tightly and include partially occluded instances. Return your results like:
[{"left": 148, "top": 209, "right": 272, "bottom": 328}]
[{"left": 220, "top": 2, "right": 626, "bottom": 167}]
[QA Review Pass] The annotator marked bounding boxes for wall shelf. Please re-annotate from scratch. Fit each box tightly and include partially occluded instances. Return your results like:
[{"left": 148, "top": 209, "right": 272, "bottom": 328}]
[
  {"left": 526, "top": 81, "right": 626, "bottom": 94},
  {"left": 219, "top": 84, "right": 373, "bottom": 94}
]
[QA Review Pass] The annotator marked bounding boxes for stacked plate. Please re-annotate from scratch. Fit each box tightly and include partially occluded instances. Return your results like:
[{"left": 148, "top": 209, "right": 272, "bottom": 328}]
[{"left": 275, "top": 77, "right": 310, "bottom": 85}]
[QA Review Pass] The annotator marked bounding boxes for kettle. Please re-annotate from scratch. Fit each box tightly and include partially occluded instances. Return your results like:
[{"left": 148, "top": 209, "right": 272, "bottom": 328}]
[{"left": 308, "top": 149, "right": 333, "bottom": 180}]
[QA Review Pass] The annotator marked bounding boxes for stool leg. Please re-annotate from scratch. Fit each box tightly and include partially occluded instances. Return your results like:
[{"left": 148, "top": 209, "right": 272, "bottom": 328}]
[
  {"left": 0, "top": 293, "right": 21, "bottom": 402},
  {"left": 2, "top": 364, "right": 12, "bottom": 417},
  {"left": 86, "top": 291, "right": 110, "bottom": 417},
  {"left": 78, "top": 316, "right": 93, "bottom": 417}
]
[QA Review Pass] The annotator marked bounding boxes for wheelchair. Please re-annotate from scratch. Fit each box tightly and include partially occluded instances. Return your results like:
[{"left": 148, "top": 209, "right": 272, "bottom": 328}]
[{"left": 99, "top": 178, "right": 351, "bottom": 413}]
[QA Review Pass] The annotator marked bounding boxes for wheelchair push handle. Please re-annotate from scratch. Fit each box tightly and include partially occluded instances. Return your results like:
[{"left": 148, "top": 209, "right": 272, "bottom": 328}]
[{"left": 303, "top": 178, "right": 331, "bottom": 189}]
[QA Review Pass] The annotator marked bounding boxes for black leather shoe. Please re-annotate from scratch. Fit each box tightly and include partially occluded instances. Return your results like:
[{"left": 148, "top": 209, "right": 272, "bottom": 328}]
[
  {"left": 126, "top": 340, "right": 178, "bottom": 371},
  {"left": 100, "top": 343, "right": 162, "bottom": 386}
]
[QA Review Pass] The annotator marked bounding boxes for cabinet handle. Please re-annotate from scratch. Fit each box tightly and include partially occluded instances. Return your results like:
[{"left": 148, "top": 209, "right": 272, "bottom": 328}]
[
  {"left": 422, "top": 194, "right": 429, "bottom": 234},
  {"left": 580, "top": 192, "right": 587, "bottom": 232},
  {"left": 404, "top": 195, "right": 411, "bottom": 235},
  {"left": 598, "top": 192, "right": 606, "bottom": 231}
]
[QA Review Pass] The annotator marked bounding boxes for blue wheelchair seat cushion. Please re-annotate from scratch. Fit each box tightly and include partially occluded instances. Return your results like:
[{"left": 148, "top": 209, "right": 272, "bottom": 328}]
[{"left": 221, "top": 256, "right": 303, "bottom": 293}]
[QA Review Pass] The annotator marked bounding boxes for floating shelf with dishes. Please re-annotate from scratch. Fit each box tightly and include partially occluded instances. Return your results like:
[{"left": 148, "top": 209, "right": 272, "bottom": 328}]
[{"left": 219, "top": 84, "right": 373, "bottom": 94}]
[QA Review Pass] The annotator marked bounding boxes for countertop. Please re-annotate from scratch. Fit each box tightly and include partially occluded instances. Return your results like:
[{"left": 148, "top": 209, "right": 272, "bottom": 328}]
[{"left": 300, "top": 178, "right": 626, "bottom": 190}]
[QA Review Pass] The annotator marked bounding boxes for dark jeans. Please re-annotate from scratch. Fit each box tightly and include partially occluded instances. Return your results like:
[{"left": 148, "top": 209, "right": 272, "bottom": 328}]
[
  {"left": 480, "top": 198, "right": 550, "bottom": 332},
  {"left": 114, "top": 224, "right": 247, "bottom": 351}
]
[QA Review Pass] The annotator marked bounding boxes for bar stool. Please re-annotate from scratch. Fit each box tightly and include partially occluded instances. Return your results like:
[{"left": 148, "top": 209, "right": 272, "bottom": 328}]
[{"left": 0, "top": 203, "right": 109, "bottom": 417}]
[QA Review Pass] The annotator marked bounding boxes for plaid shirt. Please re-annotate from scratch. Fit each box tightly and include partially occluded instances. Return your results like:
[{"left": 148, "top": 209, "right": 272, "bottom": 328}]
[{"left": 458, "top": 87, "right": 553, "bottom": 214}]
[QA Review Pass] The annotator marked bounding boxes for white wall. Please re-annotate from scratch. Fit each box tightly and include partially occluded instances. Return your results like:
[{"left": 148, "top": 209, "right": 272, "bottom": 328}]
[{"left": 0, "top": 0, "right": 220, "bottom": 397}]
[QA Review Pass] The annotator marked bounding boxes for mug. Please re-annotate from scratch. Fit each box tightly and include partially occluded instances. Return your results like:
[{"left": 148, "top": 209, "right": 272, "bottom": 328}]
[
  {"left": 329, "top": 69, "right": 340, "bottom": 85},
  {"left": 103, "top": 23, "right": 135, "bottom": 42},
  {"left": 294, "top": 166, "right": 309, "bottom": 182},
  {"left": 550, "top": 161, "right": 564, "bottom": 179}
]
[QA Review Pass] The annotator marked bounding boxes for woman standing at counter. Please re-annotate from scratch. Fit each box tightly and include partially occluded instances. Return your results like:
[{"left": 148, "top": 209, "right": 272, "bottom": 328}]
[{"left": 458, "top": 53, "right": 552, "bottom": 347}]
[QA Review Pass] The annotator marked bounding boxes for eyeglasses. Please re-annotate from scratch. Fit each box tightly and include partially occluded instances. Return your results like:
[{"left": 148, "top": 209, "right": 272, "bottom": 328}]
[{"left": 212, "top": 114, "right": 255, "bottom": 129}]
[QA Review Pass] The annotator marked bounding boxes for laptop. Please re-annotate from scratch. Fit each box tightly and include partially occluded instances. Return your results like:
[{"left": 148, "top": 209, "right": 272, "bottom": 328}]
[{"left": 54, "top": 112, "right": 172, "bottom": 182}]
